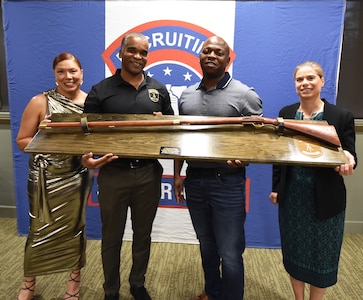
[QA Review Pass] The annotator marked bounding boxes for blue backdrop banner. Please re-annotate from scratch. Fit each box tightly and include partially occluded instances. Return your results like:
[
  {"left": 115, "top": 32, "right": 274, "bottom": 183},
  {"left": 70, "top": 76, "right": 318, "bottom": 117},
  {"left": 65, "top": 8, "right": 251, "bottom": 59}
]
[{"left": 3, "top": 0, "right": 345, "bottom": 248}]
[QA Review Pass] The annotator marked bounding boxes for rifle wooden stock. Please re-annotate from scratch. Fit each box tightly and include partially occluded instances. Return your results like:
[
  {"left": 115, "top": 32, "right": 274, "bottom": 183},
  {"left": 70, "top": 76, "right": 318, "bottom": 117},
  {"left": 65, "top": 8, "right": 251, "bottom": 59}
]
[
  {"left": 239, "top": 116, "right": 341, "bottom": 147},
  {"left": 39, "top": 115, "right": 341, "bottom": 147}
]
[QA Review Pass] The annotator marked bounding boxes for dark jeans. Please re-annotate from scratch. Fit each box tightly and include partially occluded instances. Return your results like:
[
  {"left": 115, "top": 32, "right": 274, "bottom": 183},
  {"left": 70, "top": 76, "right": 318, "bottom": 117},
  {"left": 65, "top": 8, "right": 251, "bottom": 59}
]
[
  {"left": 97, "top": 161, "right": 163, "bottom": 295},
  {"left": 185, "top": 167, "right": 246, "bottom": 300}
]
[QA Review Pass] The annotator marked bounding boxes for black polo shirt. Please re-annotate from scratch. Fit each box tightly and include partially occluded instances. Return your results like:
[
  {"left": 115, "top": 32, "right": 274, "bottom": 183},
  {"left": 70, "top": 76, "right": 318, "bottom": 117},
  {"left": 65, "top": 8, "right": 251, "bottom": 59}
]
[{"left": 84, "top": 69, "right": 174, "bottom": 115}]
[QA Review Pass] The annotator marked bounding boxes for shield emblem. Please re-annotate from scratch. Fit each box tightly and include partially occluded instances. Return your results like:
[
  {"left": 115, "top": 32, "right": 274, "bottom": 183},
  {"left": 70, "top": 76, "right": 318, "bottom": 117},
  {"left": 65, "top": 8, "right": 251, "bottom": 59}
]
[{"left": 148, "top": 89, "right": 160, "bottom": 102}]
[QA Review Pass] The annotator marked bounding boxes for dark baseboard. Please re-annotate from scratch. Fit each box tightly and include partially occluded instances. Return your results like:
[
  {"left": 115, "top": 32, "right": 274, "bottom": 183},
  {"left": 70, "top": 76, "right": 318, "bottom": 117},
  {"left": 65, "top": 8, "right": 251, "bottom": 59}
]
[{"left": 0, "top": 206, "right": 16, "bottom": 218}]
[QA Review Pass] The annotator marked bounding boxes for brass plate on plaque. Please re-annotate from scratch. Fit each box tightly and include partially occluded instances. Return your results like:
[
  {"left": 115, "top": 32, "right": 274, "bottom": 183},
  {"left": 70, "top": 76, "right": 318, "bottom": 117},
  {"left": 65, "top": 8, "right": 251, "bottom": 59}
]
[{"left": 24, "top": 113, "right": 348, "bottom": 167}]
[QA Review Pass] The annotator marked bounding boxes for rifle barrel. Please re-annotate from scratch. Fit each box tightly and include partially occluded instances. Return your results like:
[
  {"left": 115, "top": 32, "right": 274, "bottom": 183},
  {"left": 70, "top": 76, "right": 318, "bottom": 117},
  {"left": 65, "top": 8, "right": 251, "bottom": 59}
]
[{"left": 39, "top": 116, "right": 341, "bottom": 147}]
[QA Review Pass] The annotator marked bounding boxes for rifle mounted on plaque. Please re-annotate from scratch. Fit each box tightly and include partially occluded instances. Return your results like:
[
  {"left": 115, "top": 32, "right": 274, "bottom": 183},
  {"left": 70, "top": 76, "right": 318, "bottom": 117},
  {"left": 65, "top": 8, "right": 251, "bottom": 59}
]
[{"left": 24, "top": 113, "right": 348, "bottom": 167}]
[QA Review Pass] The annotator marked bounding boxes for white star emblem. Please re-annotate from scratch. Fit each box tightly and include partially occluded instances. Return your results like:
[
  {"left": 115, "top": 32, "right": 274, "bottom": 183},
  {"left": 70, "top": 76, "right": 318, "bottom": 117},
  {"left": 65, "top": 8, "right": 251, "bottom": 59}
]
[
  {"left": 163, "top": 66, "right": 172, "bottom": 76},
  {"left": 183, "top": 72, "right": 192, "bottom": 81}
]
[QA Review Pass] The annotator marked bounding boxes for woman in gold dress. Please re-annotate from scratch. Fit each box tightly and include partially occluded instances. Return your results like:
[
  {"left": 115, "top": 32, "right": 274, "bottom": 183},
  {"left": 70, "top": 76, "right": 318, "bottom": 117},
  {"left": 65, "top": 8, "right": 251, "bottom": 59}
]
[{"left": 16, "top": 53, "right": 93, "bottom": 300}]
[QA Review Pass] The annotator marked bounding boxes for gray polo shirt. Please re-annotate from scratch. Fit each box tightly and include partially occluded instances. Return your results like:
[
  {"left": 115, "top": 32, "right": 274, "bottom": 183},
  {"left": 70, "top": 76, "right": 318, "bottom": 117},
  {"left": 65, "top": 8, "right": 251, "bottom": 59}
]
[{"left": 179, "top": 72, "right": 263, "bottom": 168}]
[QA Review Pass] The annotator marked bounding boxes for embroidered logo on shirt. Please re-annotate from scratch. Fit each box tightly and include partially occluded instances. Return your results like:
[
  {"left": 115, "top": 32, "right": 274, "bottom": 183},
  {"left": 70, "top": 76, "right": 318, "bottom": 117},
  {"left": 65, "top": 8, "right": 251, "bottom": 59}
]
[{"left": 148, "top": 89, "right": 160, "bottom": 102}]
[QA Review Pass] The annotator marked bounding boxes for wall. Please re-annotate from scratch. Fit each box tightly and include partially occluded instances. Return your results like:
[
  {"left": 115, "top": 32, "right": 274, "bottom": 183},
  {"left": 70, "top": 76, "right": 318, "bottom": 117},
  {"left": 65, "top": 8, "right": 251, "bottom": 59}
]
[
  {"left": 344, "top": 123, "right": 363, "bottom": 233},
  {"left": 0, "top": 118, "right": 16, "bottom": 217}
]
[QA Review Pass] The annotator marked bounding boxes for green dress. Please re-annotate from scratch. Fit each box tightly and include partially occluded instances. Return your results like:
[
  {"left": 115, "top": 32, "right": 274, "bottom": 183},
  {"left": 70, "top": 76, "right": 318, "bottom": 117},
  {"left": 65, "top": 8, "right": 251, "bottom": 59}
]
[
  {"left": 278, "top": 111, "right": 345, "bottom": 288},
  {"left": 24, "top": 89, "right": 93, "bottom": 276}
]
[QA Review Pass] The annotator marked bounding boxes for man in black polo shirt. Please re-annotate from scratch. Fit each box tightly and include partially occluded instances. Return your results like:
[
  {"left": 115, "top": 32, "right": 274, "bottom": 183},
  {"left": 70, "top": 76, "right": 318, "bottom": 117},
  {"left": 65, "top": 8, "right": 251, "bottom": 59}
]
[{"left": 82, "top": 32, "right": 174, "bottom": 300}]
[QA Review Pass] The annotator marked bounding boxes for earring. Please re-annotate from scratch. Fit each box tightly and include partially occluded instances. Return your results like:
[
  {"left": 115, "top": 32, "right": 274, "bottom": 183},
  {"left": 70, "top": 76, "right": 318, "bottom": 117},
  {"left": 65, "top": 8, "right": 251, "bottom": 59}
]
[
  {"left": 80, "top": 80, "right": 83, "bottom": 86},
  {"left": 55, "top": 82, "right": 58, "bottom": 86}
]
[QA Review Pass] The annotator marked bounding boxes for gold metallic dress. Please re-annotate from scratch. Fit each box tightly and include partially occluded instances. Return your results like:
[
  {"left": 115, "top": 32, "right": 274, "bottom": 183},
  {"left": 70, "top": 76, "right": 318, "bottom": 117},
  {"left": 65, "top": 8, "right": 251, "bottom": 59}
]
[{"left": 24, "top": 89, "right": 93, "bottom": 276}]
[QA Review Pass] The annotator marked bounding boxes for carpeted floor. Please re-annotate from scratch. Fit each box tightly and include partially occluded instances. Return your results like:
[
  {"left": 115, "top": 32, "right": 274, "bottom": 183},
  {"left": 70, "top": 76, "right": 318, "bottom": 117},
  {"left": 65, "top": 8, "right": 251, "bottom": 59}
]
[{"left": 1, "top": 218, "right": 362, "bottom": 299}]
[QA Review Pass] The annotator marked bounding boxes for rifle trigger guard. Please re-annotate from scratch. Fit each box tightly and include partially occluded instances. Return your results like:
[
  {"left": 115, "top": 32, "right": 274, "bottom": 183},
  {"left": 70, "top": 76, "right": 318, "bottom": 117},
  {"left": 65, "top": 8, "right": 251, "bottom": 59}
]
[
  {"left": 276, "top": 117, "right": 284, "bottom": 135},
  {"left": 251, "top": 122, "right": 264, "bottom": 128},
  {"left": 81, "top": 117, "right": 90, "bottom": 135}
]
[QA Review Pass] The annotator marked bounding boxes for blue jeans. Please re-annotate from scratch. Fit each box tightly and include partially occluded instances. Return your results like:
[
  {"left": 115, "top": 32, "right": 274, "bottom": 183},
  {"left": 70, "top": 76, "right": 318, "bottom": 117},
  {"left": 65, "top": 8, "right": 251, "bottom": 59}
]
[{"left": 185, "top": 167, "right": 246, "bottom": 300}]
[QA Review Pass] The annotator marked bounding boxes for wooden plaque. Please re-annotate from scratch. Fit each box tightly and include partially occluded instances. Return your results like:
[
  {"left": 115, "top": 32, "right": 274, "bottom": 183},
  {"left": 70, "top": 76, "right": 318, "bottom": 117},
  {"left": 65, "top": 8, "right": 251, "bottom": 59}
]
[{"left": 24, "top": 113, "right": 348, "bottom": 167}]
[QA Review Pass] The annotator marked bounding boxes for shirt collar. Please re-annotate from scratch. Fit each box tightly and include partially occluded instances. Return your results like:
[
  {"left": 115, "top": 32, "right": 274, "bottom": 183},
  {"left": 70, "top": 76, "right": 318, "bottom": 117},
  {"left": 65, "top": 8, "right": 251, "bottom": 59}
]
[
  {"left": 197, "top": 72, "right": 232, "bottom": 90},
  {"left": 113, "top": 69, "right": 147, "bottom": 87}
]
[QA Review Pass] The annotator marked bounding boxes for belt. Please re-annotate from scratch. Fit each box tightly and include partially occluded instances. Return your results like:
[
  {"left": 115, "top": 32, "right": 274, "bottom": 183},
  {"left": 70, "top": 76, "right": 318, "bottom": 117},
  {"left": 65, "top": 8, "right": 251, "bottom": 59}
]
[{"left": 115, "top": 158, "right": 156, "bottom": 169}]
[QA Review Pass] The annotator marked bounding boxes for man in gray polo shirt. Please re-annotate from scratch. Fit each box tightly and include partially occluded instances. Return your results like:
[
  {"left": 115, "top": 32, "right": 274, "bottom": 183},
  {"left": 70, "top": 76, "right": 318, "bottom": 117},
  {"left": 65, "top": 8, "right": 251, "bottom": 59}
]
[{"left": 174, "top": 36, "right": 262, "bottom": 300}]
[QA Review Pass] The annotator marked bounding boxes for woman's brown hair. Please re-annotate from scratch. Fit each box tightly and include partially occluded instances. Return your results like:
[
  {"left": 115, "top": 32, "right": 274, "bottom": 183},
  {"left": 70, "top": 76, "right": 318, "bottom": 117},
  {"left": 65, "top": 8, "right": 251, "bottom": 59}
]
[{"left": 52, "top": 52, "right": 82, "bottom": 70}]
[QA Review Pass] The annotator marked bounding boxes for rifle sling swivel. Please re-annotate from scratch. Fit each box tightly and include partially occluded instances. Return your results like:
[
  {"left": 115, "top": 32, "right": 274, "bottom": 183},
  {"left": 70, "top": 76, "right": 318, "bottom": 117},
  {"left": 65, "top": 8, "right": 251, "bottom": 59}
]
[
  {"left": 81, "top": 117, "right": 90, "bottom": 135},
  {"left": 276, "top": 117, "right": 284, "bottom": 135}
]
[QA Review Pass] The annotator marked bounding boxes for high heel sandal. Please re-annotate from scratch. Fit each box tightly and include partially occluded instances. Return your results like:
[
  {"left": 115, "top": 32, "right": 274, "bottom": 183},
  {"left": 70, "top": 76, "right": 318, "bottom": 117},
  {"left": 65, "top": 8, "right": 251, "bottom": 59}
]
[
  {"left": 17, "top": 278, "right": 35, "bottom": 300},
  {"left": 63, "top": 270, "right": 81, "bottom": 299}
]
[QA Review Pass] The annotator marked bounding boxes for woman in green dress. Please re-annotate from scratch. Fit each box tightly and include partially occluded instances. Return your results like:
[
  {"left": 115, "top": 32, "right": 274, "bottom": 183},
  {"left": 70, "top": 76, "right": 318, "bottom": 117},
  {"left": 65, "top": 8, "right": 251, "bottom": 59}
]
[
  {"left": 16, "top": 53, "right": 93, "bottom": 300},
  {"left": 269, "top": 61, "right": 357, "bottom": 300}
]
